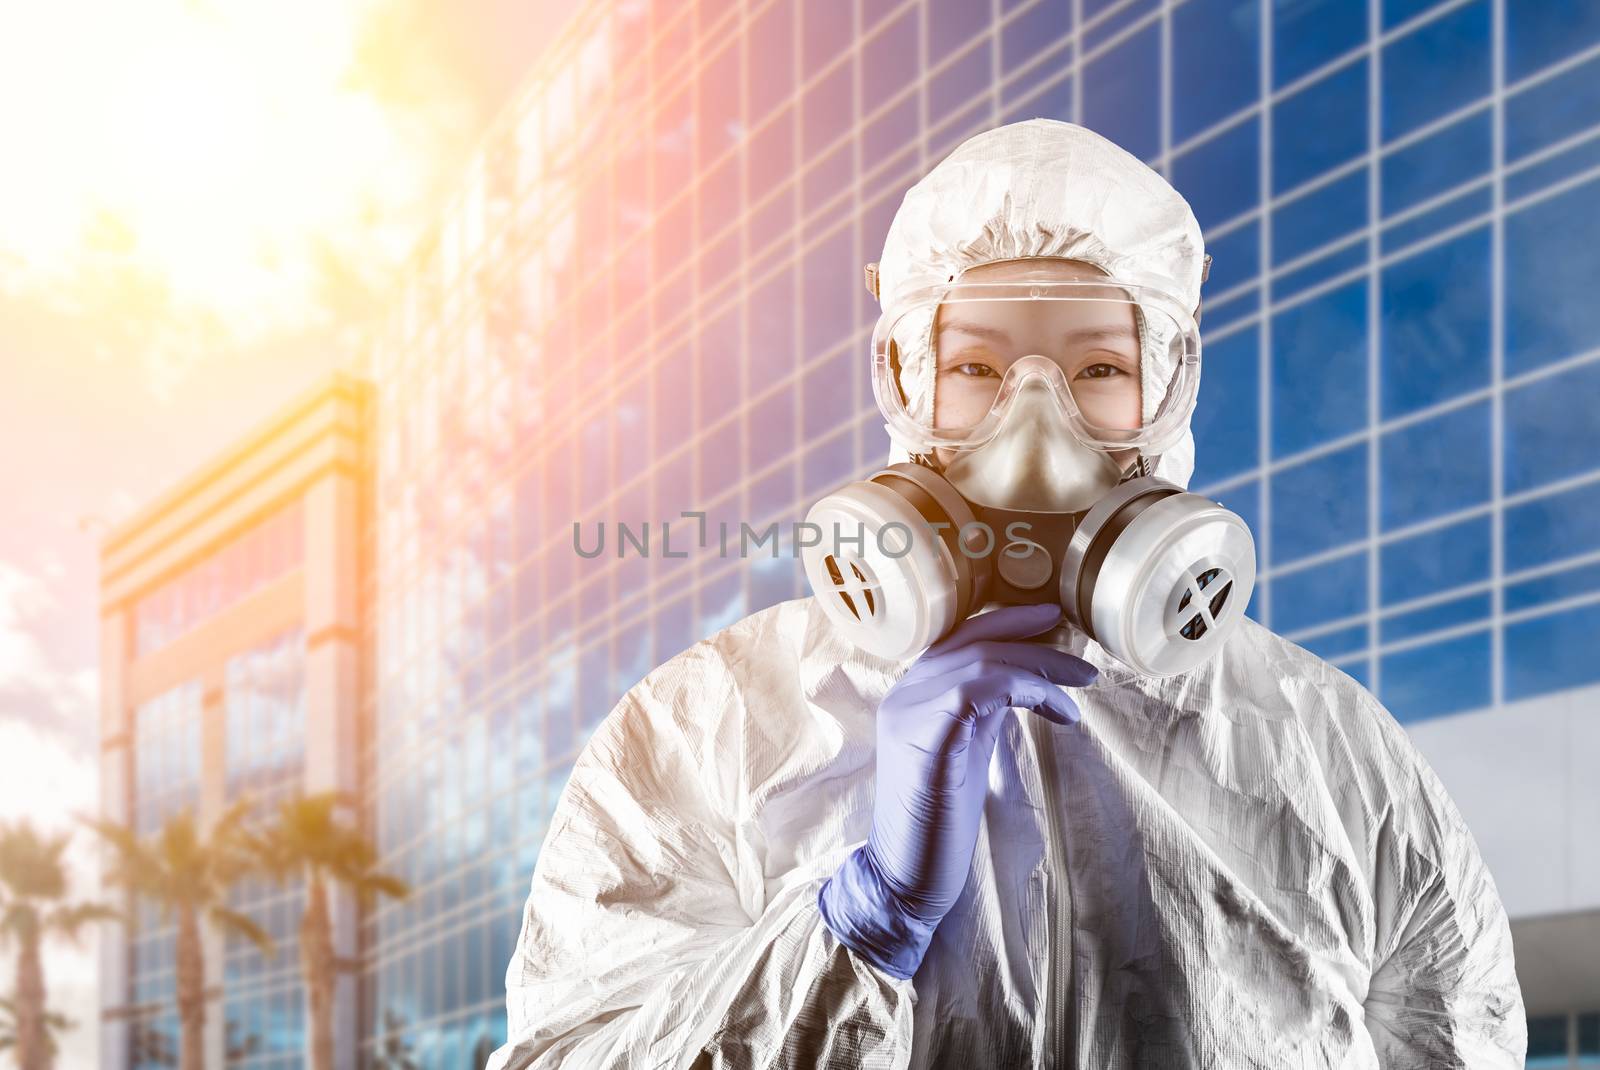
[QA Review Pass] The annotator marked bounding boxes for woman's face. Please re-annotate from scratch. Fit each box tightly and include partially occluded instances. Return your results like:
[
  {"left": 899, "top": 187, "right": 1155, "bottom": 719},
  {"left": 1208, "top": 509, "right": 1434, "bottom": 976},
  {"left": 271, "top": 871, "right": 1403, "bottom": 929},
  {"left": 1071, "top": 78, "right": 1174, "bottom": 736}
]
[{"left": 929, "top": 257, "right": 1142, "bottom": 473}]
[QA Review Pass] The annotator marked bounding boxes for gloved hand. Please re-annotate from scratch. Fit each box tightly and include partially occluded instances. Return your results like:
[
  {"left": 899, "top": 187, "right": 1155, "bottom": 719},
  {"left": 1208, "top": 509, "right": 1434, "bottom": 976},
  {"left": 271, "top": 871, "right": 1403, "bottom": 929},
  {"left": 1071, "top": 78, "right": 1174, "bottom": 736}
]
[{"left": 817, "top": 602, "right": 1098, "bottom": 980}]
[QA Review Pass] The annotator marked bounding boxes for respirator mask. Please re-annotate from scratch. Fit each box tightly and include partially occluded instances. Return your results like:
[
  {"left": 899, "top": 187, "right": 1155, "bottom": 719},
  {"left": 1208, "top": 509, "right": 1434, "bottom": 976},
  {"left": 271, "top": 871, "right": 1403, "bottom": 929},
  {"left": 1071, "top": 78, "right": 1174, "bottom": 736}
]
[{"left": 801, "top": 262, "right": 1256, "bottom": 676}]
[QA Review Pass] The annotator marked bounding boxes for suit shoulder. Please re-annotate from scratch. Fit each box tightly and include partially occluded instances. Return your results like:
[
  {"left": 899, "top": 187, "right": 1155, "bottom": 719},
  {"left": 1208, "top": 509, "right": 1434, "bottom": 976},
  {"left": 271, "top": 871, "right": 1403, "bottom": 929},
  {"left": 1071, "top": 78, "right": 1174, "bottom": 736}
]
[
  {"left": 1224, "top": 615, "right": 1449, "bottom": 823},
  {"left": 572, "top": 597, "right": 820, "bottom": 783}
]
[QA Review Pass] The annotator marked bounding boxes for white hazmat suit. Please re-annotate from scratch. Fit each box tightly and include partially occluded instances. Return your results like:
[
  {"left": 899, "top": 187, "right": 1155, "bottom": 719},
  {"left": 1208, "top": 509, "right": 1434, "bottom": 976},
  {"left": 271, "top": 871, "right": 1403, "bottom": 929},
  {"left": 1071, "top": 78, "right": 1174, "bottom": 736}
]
[{"left": 488, "top": 120, "right": 1526, "bottom": 1069}]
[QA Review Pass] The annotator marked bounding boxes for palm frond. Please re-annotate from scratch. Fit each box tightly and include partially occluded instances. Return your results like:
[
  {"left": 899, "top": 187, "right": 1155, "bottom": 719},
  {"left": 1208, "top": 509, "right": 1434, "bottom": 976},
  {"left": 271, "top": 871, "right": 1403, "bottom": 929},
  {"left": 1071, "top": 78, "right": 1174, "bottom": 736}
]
[
  {"left": 256, "top": 791, "right": 397, "bottom": 898},
  {"left": 48, "top": 902, "right": 122, "bottom": 939},
  {"left": 331, "top": 831, "right": 380, "bottom": 876},
  {"left": 209, "top": 905, "right": 275, "bottom": 959},
  {"left": 355, "top": 873, "right": 410, "bottom": 906},
  {"left": 0, "top": 821, "right": 70, "bottom": 901},
  {"left": 225, "top": 1018, "right": 263, "bottom": 1060},
  {"left": 211, "top": 796, "right": 262, "bottom": 844},
  {"left": 276, "top": 792, "right": 354, "bottom": 870},
  {"left": 78, "top": 816, "right": 139, "bottom": 857},
  {"left": 0, "top": 995, "right": 72, "bottom": 1056},
  {"left": 0, "top": 901, "right": 38, "bottom": 940},
  {"left": 156, "top": 810, "right": 202, "bottom": 891},
  {"left": 86, "top": 807, "right": 273, "bottom": 943},
  {"left": 256, "top": 783, "right": 380, "bottom": 882},
  {"left": 304, "top": 790, "right": 359, "bottom": 816},
  {"left": 80, "top": 817, "right": 166, "bottom": 899},
  {"left": 210, "top": 796, "right": 269, "bottom": 884},
  {"left": 241, "top": 819, "right": 297, "bottom": 885}
]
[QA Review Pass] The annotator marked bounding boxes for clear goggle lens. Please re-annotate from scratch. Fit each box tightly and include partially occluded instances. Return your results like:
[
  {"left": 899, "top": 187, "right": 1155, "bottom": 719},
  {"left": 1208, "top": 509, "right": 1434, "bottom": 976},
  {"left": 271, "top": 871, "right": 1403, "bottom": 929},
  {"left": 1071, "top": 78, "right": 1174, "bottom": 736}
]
[{"left": 871, "top": 277, "right": 1200, "bottom": 454}]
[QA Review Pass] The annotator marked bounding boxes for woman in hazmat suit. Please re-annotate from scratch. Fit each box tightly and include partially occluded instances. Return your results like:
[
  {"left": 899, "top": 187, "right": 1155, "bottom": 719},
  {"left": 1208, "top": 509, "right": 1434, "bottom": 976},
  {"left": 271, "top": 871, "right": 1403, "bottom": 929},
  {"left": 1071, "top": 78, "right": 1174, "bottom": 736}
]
[{"left": 486, "top": 119, "right": 1527, "bottom": 1069}]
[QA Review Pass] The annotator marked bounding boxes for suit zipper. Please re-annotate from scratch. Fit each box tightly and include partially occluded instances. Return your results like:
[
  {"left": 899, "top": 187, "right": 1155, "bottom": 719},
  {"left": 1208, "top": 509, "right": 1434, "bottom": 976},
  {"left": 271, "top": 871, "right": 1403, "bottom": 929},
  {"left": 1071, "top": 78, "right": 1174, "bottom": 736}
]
[{"left": 1029, "top": 712, "right": 1074, "bottom": 1069}]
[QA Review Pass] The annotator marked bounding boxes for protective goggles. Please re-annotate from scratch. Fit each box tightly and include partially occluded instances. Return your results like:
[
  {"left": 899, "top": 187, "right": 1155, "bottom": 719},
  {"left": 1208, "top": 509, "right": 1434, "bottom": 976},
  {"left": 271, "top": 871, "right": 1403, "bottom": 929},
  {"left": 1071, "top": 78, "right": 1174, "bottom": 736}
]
[{"left": 870, "top": 275, "right": 1201, "bottom": 455}]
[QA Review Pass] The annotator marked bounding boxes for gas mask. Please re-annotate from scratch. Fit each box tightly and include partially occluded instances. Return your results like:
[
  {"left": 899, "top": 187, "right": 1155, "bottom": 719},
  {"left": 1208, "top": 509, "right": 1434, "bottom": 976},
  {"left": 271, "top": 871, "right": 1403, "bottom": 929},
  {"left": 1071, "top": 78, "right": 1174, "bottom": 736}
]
[{"left": 800, "top": 264, "right": 1256, "bottom": 676}]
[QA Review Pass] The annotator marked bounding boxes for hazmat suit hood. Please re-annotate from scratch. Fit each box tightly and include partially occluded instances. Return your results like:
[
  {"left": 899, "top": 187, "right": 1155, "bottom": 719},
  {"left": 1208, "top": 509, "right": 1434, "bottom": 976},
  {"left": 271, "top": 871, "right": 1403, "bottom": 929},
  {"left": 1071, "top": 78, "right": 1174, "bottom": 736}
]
[{"left": 876, "top": 118, "right": 1207, "bottom": 487}]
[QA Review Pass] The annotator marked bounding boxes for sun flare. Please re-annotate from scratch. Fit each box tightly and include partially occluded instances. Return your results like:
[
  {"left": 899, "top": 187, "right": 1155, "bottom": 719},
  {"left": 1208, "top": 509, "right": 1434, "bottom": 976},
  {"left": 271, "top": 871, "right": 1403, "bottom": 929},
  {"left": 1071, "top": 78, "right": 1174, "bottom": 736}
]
[{"left": 0, "top": 0, "right": 432, "bottom": 330}]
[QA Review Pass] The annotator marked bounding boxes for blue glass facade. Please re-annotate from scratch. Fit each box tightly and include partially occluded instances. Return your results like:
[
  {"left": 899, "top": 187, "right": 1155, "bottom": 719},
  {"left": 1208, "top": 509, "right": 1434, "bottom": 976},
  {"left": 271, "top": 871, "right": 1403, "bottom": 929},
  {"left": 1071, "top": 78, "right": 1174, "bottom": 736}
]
[
  {"left": 222, "top": 629, "right": 308, "bottom": 1069},
  {"left": 365, "top": 0, "right": 1600, "bottom": 1060},
  {"left": 128, "top": 681, "right": 202, "bottom": 1069},
  {"left": 124, "top": 612, "right": 314, "bottom": 1070}
]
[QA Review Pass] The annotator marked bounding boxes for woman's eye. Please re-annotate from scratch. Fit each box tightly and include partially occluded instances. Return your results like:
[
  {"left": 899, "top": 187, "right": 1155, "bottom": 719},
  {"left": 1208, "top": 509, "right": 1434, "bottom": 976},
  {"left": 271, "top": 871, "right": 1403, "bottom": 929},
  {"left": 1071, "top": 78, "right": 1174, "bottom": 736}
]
[
  {"left": 1075, "top": 362, "right": 1125, "bottom": 380},
  {"left": 950, "top": 362, "right": 999, "bottom": 378}
]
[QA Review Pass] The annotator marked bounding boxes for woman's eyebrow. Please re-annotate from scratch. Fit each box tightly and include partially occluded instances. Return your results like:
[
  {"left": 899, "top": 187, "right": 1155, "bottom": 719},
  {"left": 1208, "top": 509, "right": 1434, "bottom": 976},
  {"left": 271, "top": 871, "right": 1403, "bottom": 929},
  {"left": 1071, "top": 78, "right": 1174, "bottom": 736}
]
[
  {"left": 1062, "top": 324, "right": 1138, "bottom": 345},
  {"left": 937, "top": 318, "right": 1011, "bottom": 343}
]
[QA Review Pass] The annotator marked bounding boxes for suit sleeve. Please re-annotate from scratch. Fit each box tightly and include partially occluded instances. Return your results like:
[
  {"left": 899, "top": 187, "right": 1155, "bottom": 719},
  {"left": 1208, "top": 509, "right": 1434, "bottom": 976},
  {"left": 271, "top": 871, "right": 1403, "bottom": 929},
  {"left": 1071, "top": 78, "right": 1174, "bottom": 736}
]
[
  {"left": 1359, "top": 703, "right": 1527, "bottom": 1068},
  {"left": 485, "top": 660, "right": 917, "bottom": 1070}
]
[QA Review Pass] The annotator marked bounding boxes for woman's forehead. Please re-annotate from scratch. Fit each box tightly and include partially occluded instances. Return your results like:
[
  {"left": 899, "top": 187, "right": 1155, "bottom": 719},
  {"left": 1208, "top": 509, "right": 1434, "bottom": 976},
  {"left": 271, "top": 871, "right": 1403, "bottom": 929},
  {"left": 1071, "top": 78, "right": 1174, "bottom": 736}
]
[{"left": 935, "top": 291, "right": 1137, "bottom": 340}]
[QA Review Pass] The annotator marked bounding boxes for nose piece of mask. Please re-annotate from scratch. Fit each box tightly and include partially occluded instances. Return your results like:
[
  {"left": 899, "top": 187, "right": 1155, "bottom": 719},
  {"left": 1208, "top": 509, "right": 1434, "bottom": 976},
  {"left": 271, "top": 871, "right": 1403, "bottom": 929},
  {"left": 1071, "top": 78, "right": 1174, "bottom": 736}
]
[
  {"left": 801, "top": 462, "right": 1257, "bottom": 676},
  {"left": 934, "top": 371, "right": 1126, "bottom": 511},
  {"left": 940, "top": 371, "right": 1127, "bottom": 514}
]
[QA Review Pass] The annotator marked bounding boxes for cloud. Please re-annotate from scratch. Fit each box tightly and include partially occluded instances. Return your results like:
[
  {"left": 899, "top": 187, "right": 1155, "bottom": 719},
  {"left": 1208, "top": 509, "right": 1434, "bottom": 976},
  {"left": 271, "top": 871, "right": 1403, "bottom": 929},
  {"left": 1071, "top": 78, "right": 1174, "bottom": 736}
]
[
  {"left": 0, "top": 560, "right": 98, "bottom": 750},
  {"left": 0, "top": 719, "right": 98, "bottom": 841}
]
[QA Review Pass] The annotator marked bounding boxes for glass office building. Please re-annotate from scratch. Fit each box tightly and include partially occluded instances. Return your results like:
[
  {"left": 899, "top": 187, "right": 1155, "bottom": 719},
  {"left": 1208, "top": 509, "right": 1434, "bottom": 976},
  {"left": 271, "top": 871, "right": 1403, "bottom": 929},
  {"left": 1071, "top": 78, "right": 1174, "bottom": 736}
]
[
  {"left": 359, "top": 0, "right": 1600, "bottom": 1064},
  {"left": 98, "top": 376, "right": 371, "bottom": 1069}
]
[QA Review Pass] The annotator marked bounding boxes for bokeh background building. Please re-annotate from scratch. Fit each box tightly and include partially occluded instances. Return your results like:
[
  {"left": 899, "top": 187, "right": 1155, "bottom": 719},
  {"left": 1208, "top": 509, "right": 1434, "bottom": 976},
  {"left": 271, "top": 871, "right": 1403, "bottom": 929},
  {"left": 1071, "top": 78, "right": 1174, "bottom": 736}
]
[
  {"left": 98, "top": 0, "right": 1600, "bottom": 1066},
  {"left": 98, "top": 378, "right": 371, "bottom": 1067}
]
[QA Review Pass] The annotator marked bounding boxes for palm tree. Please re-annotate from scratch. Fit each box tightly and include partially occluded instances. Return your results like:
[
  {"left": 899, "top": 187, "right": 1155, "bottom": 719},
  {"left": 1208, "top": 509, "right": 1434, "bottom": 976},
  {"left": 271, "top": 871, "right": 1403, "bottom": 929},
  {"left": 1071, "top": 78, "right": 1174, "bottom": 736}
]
[
  {"left": 129, "top": 1019, "right": 177, "bottom": 1067},
  {"left": 0, "top": 998, "right": 72, "bottom": 1062},
  {"left": 0, "top": 821, "right": 113, "bottom": 1070},
  {"left": 250, "top": 793, "right": 408, "bottom": 1070},
  {"left": 472, "top": 1032, "right": 496, "bottom": 1070},
  {"left": 370, "top": 1008, "right": 419, "bottom": 1070},
  {"left": 223, "top": 1018, "right": 261, "bottom": 1062},
  {"left": 86, "top": 802, "right": 273, "bottom": 1070}
]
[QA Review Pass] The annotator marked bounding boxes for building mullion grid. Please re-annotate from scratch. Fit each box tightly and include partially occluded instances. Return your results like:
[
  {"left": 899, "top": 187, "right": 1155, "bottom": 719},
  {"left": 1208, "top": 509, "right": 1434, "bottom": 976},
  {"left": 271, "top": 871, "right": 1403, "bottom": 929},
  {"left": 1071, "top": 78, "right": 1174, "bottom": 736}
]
[
  {"left": 1367, "top": 0, "right": 1382, "bottom": 696},
  {"left": 1258, "top": 0, "right": 1274, "bottom": 634},
  {"left": 1489, "top": 0, "right": 1505, "bottom": 708}
]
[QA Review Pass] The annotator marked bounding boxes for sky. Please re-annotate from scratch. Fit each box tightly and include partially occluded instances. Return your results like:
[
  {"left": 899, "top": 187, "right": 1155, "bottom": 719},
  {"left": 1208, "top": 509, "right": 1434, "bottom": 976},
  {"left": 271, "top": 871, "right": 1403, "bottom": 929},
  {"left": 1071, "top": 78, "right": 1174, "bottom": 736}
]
[{"left": 0, "top": 0, "right": 575, "bottom": 1059}]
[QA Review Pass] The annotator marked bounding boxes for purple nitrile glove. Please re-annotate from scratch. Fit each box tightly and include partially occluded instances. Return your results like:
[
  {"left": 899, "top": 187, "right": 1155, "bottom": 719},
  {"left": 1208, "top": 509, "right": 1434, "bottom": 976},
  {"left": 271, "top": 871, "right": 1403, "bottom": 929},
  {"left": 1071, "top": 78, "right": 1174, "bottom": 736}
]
[{"left": 817, "top": 602, "right": 1098, "bottom": 980}]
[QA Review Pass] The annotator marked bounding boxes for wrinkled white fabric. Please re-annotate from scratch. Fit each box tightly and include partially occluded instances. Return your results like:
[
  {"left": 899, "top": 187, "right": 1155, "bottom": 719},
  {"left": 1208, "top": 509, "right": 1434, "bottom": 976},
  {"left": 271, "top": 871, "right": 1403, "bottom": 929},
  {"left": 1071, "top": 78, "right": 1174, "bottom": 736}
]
[
  {"left": 489, "top": 599, "right": 1525, "bottom": 1068},
  {"left": 488, "top": 117, "right": 1525, "bottom": 1069},
  {"left": 877, "top": 118, "right": 1206, "bottom": 487}
]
